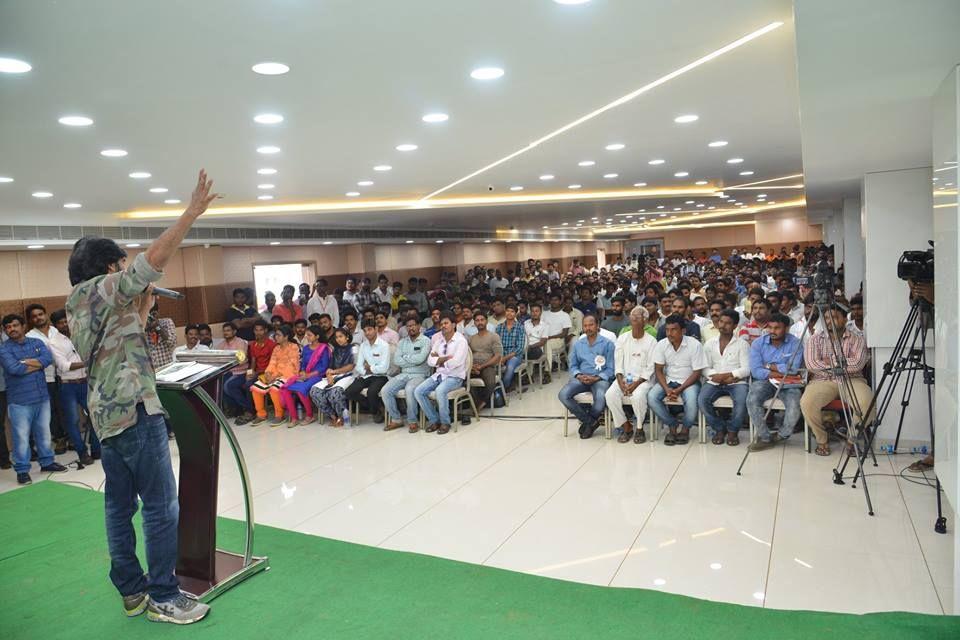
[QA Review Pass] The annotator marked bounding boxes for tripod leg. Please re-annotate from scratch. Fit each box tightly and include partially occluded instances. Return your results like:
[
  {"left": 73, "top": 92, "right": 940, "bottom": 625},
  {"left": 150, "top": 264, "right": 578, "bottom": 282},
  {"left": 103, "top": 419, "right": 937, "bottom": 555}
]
[{"left": 934, "top": 477, "right": 947, "bottom": 534}]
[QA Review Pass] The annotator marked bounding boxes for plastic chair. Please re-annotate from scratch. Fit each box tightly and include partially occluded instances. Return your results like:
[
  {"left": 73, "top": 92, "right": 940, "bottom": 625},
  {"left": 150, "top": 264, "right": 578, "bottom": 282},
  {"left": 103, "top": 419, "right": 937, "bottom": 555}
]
[
  {"left": 562, "top": 391, "right": 611, "bottom": 439},
  {"left": 426, "top": 350, "right": 479, "bottom": 432},
  {"left": 697, "top": 394, "right": 740, "bottom": 444},
  {"left": 468, "top": 360, "right": 508, "bottom": 417}
]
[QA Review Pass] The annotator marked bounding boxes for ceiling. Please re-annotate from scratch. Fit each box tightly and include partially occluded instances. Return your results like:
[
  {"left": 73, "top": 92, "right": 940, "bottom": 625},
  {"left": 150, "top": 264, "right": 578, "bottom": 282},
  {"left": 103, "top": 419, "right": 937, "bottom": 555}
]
[
  {"left": 794, "top": 0, "right": 960, "bottom": 210},
  {"left": 0, "top": 0, "right": 804, "bottom": 238}
]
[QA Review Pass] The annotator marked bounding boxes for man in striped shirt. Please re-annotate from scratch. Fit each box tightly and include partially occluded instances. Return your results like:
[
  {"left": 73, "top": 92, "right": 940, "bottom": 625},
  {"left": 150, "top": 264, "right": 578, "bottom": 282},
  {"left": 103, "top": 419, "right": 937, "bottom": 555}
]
[{"left": 799, "top": 305, "right": 873, "bottom": 456}]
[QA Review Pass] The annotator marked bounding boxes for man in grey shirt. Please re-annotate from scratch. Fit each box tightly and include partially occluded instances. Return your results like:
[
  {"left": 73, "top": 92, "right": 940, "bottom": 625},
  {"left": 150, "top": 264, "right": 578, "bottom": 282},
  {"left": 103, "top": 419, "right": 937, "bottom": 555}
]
[{"left": 380, "top": 316, "right": 432, "bottom": 432}]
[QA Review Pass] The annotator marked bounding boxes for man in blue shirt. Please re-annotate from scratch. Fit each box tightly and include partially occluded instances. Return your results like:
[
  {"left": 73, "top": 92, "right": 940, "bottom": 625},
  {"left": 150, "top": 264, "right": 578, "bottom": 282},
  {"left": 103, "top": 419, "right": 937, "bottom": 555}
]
[
  {"left": 558, "top": 315, "right": 615, "bottom": 439},
  {"left": 746, "top": 313, "right": 805, "bottom": 451},
  {"left": 0, "top": 314, "right": 67, "bottom": 484}
]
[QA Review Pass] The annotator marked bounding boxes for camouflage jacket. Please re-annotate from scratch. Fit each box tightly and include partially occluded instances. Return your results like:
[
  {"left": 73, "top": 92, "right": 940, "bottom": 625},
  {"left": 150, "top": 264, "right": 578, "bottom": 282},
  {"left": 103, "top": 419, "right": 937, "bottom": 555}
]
[{"left": 66, "top": 252, "right": 165, "bottom": 441}]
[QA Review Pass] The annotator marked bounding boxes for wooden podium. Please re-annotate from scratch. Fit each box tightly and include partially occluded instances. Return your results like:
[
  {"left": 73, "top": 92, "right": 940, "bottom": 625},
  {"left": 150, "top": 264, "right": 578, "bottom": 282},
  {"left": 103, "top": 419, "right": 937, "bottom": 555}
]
[{"left": 157, "top": 359, "right": 269, "bottom": 602}]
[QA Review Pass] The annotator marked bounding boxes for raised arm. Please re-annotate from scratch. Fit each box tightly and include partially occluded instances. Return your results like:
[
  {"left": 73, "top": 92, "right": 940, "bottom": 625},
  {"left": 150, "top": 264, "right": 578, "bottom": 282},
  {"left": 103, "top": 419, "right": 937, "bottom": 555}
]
[{"left": 145, "top": 170, "right": 220, "bottom": 272}]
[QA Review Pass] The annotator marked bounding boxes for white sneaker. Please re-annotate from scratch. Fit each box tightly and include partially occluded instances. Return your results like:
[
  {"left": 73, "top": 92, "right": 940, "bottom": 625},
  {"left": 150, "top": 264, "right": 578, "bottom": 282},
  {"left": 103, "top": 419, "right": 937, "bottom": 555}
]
[{"left": 146, "top": 593, "right": 210, "bottom": 625}]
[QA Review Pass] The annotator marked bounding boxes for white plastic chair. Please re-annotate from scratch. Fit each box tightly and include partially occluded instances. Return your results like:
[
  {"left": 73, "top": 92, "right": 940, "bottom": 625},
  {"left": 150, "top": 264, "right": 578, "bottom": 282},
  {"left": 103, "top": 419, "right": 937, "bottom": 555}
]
[{"left": 562, "top": 390, "right": 611, "bottom": 439}]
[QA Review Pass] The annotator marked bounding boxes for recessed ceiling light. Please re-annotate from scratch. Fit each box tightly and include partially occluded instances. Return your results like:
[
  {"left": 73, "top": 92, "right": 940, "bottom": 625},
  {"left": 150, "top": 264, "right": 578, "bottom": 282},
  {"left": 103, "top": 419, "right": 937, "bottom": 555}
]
[
  {"left": 638, "top": 209, "right": 645, "bottom": 213},
  {"left": 739, "top": 170, "right": 754, "bottom": 176},
  {"left": 674, "top": 114, "right": 699, "bottom": 124},
  {"left": 26, "top": 244, "right": 44, "bottom": 249},
  {"left": 542, "top": 225, "right": 549, "bottom": 229},
  {"left": 633, "top": 182, "right": 647, "bottom": 187},
  {"left": 674, "top": 171, "right": 689, "bottom": 177},
  {"left": 576, "top": 223, "right": 583, "bottom": 227},
  {"left": 252, "top": 62, "right": 289, "bottom": 75},
  {"left": 126, "top": 243, "right": 141, "bottom": 248},
  {"left": 58, "top": 115, "right": 93, "bottom": 126},
  {"left": 373, "top": 165, "right": 392, "bottom": 171},
  {"left": 648, "top": 159, "right": 665, "bottom": 165},
  {"left": 470, "top": 66, "right": 504, "bottom": 80},
  {"left": 554, "top": 0, "right": 591, "bottom": 4},
  {"left": 673, "top": 207, "right": 682, "bottom": 211},
  {"left": 539, "top": 174, "right": 554, "bottom": 181},
  {"left": 605, "top": 143, "right": 626, "bottom": 151},
  {"left": 269, "top": 241, "right": 281, "bottom": 245},
  {"left": 100, "top": 148, "right": 128, "bottom": 157},
  {"left": 258, "top": 168, "right": 277, "bottom": 175},
  {"left": 708, "top": 206, "right": 716, "bottom": 209},
  {"left": 164, "top": 199, "right": 181, "bottom": 204},
  {"left": 322, "top": 241, "right": 333, "bottom": 245},
  {"left": 395, "top": 143, "right": 418, "bottom": 152},
  {"left": 63, "top": 202, "right": 82, "bottom": 209},
  {"left": 405, "top": 240, "right": 415, "bottom": 244},
  {"left": 0, "top": 176, "right": 12, "bottom": 183},
  {"left": 149, "top": 187, "right": 168, "bottom": 193},
  {"left": 257, "top": 184, "right": 275, "bottom": 190},
  {"left": 258, "top": 195, "right": 274, "bottom": 200},
  {"left": 345, "top": 191, "right": 360, "bottom": 197},
  {"left": 568, "top": 184, "right": 582, "bottom": 189},
  {"left": 659, "top": 213, "right": 667, "bottom": 216},
  {"left": 254, "top": 113, "right": 284, "bottom": 125},
  {"left": 695, "top": 180, "right": 708, "bottom": 185},
  {"left": 708, "top": 140, "right": 728, "bottom": 148},
  {"left": 656, "top": 205, "right": 665, "bottom": 209},
  {"left": 129, "top": 171, "right": 151, "bottom": 179},
  {"left": 696, "top": 203, "right": 705, "bottom": 208},
  {"left": 357, "top": 180, "right": 374, "bottom": 186},
  {"left": 257, "top": 145, "right": 281, "bottom": 154},
  {"left": 0, "top": 58, "right": 32, "bottom": 73},
  {"left": 685, "top": 200, "right": 695, "bottom": 204},
  {"left": 578, "top": 160, "right": 596, "bottom": 167},
  {"left": 32, "top": 191, "right": 53, "bottom": 198},
  {"left": 603, "top": 173, "right": 618, "bottom": 179},
  {"left": 508, "top": 186, "right": 524, "bottom": 192},
  {"left": 435, "top": 240, "right": 444, "bottom": 244},
  {"left": 768, "top": 200, "right": 777, "bottom": 204},
  {"left": 484, "top": 240, "right": 491, "bottom": 243},
  {"left": 727, "top": 157, "right": 744, "bottom": 164},
  {"left": 422, "top": 112, "right": 449, "bottom": 123}
]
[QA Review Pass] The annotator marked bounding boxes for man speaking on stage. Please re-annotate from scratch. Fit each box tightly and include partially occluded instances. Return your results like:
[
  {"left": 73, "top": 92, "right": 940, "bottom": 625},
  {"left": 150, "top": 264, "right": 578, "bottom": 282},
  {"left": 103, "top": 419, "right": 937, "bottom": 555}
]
[{"left": 66, "top": 170, "right": 220, "bottom": 625}]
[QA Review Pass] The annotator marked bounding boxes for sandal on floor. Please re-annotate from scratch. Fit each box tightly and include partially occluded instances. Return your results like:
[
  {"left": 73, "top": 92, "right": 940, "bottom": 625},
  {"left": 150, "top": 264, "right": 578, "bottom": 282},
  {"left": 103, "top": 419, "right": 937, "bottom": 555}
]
[
  {"left": 634, "top": 429, "right": 647, "bottom": 444},
  {"left": 663, "top": 431, "right": 677, "bottom": 446},
  {"left": 675, "top": 430, "right": 690, "bottom": 445},
  {"left": 726, "top": 431, "right": 740, "bottom": 446},
  {"left": 815, "top": 444, "right": 831, "bottom": 456},
  {"left": 712, "top": 432, "right": 725, "bottom": 445},
  {"left": 437, "top": 424, "right": 451, "bottom": 435},
  {"left": 617, "top": 430, "right": 633, "bottom": 443}
]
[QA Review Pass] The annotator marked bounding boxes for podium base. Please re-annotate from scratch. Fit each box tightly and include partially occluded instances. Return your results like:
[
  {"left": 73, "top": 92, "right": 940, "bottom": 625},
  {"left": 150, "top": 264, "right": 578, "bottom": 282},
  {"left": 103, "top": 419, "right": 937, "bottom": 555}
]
[{"left": 178, "top": 550, "right": 269, "bottom": 603}]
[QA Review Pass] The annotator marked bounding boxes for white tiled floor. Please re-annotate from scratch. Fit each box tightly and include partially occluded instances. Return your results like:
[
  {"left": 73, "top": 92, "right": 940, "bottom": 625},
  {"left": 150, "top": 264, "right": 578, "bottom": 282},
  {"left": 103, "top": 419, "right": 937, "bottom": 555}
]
[{"left": 1, "top": 377, "right": 955, "bottom": 615}]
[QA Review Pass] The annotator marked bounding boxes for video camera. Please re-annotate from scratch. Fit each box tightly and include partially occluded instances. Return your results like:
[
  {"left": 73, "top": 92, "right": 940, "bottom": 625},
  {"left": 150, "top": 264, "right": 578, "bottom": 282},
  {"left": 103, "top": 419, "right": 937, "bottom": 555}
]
[
  {"left": 897, "top": 243, "right": 934, "bottom": 283},
  {"left": 793, "top": 260, "right": 837, "bottom": 304}
]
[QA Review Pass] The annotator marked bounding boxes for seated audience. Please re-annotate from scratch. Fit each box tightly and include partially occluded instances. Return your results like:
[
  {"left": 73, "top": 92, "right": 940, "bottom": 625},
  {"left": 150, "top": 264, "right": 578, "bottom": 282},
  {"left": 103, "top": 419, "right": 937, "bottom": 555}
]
[
  {"left": 174, "top": 324, "right": 210, "bottom": 355},
  {"left": 259, "top": 290, "right": 277, "bottom": 322},
  {"left": 415, "top": 312, "right": 469, "bottom": 435},
  {"left": 605, "top": 307, "right": 657, "bottom": 444},
  {"left": 601, "top": 296, "right": 629, "bottom": 335},
  {"left": 305, "top": 278, "right": 340, "bottom": 328},
  {"left": 380, "top": 316, "right": 431, "bottom": 432},
  {"left": 746, "top": 313, "right": 804, "bottom": 451},
  {"left": 800, "top": 305, "right": 873, "bottom": 456},
  {"left": 655, "top": 296, "right": 702, "bottom": 341},
  {"left": 198, "top": 323, "right": 213, "bottom": 347},
  {"left": 557, "top": 315, "right": 615, "bottom": 440},
  {"left": 310, "top": 328, "right": 357, "bottom": 426},
  {"left": 293, "top": 318, "right": 308, "bottom": 346},
  {"left": 375, "top": 310, "right": 400, "bottom": 346},
  {"left": 273, "top": 284, "right": 303, "bottom": 324},
  {"left": 215, "top": 322, "right": 248, "bottom": 416},
  {"left": 344, "top": 319, "right": 391, "bottom": 424},
  {"left": 227, "top": 320, "right": 275, "bottom": 425},
  {"left": 226, "top": 287, "right": 258, "bottom": 341},
  {"left": 468, "top": 311, "right": 504, "bottom": 412},
  {"left": 649, "top": 314, "right": 708, "bottom": 445},
  {"left": 738, "top": 298, "right": 771, "bottom": 344},
  {"left": 698, "top": 310, "right": 750, "bottom": 446}
]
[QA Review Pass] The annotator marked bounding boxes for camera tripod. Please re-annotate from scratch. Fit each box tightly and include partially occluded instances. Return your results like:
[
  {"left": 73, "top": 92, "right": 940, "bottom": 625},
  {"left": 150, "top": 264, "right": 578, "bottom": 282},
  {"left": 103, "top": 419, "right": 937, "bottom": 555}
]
[{"left": 832, "top": 296, "right": 946, "bottom": 534}]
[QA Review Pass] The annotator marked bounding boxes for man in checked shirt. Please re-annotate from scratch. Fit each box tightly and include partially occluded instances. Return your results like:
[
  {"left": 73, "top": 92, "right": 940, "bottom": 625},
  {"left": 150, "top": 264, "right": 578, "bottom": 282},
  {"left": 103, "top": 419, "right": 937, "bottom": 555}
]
[{"left": 799, "top": 305, "right": 873, "bottom": 457}]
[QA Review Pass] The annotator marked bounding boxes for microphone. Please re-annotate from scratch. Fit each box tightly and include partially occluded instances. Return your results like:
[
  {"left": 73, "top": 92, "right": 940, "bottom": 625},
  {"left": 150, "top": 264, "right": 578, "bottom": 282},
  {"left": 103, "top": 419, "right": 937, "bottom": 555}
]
[{"left": 152, "top": 287, "right": 185, "bottom": 300}]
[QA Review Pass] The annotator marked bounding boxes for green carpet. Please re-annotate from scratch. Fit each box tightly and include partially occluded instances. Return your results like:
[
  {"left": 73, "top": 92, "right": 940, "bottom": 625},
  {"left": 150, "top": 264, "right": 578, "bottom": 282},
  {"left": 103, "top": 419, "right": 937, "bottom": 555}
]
[{"left": 1, "top": 482, "right": 957, "bottom": 639}]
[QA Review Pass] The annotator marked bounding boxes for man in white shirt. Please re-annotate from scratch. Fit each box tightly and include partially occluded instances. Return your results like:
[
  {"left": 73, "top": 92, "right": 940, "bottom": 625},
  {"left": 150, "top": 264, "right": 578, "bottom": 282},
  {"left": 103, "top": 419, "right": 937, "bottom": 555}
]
[
  {"left": 372, "top": 274, "right": 393, "bottom": 305},
  {"left": 648, "top": 314, "right": 708, "bottom": 445},
  {"left": 25, "top": 303, "right": 66, "bottom": 452},
  {"left": 605, "top": 307, "right": 657, "bottom": 444},
  {"left": 698, "top": 309, "right": 751, "bottom": 446},
  {"left": 342, "top": 278, "right": 361, "bottom": 312},
  {"left": 700, "top": 300, "right": 724, "bottom": 344},
  {"left": 173, "top": 324, "right": 211, "bottom": 356},
  {"left": 542, "top": 294, "right": 572, "bottom": 371},
  {"left": 305, "top": 278, "right": 339, "bottom": 328},
  {"left": 488, "top": 270, "right": 510, "bottom": 292},
  {"left": 49, "top": 309, "right": 99, "bottom": 464},
  {"left": 523, "top": 303, "right": 552, "bottom": 383}
]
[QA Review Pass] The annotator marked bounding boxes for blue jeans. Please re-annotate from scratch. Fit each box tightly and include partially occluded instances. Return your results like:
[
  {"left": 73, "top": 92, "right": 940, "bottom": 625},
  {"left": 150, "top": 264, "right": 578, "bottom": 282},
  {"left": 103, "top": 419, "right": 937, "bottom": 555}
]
[
  {"left": 698, "top": 383, "right": 748, "bottom": 436},
  {"left": 501, "top": 355, "right": 522, "bottom": 389},
  {"left": 8, "top": 401, "right": 54, "bottom": 474},
  {"left": 59, "top": 382, "right": 100, "bottom": 457},
  {"left": 101, "top": 404, "right": 180, "bottom": 603},
  {"left": 414, "top": 375, "right": 464, "bottom": 426},
  {"left": 223, "top": 373, "right": 255, "bottom": 413},
  {"left": 380, "top": 373, "right": 426, "bottom": 423},
  {"left": 558, "top": 378, "right": 610, "bottom": 425},
  {"left": 648, "top": 382, "right": 700, "bottom": 430},
  {"left": 746, "top": 380, "right": 803, "bottom": 442}
]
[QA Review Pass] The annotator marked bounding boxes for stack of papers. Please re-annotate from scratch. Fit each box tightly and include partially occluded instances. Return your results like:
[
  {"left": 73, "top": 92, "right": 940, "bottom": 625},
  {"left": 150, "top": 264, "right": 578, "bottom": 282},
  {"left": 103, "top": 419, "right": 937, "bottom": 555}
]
[{"left": 156, "top": 361, "right": 216, "bottom": 383}]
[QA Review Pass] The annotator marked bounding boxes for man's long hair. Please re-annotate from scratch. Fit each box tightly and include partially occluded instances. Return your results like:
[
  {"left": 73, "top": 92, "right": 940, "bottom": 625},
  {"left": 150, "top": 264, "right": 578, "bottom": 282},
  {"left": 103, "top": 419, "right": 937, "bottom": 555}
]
[{"left": 68, "top": 236, "right": 127, "bottom": 286}]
